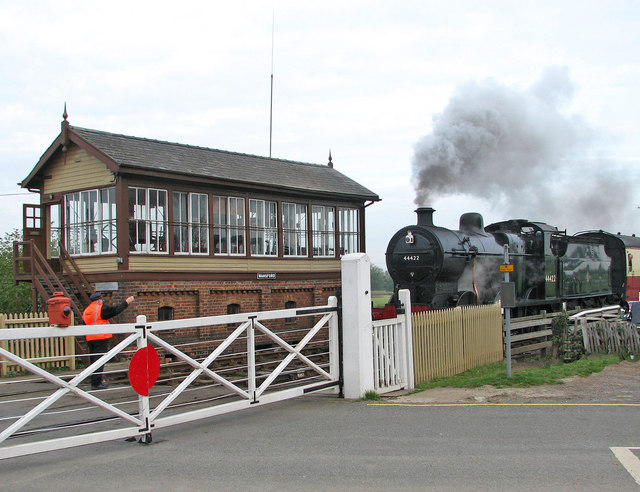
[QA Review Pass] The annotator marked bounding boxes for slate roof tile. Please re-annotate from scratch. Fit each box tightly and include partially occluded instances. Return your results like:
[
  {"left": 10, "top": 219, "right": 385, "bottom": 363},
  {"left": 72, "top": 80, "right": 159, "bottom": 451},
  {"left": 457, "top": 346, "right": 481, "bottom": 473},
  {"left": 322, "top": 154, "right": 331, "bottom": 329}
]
[{"left": 72, "top": 127, "right": 379, "bottom": 200}]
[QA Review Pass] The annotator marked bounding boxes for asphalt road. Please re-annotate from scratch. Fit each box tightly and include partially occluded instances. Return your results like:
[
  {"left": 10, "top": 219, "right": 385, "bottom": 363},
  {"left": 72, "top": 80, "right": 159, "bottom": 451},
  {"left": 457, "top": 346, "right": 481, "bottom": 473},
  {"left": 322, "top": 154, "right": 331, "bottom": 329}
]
[{"left": 0, "top": 393, "right": 638, "bottom": 491}]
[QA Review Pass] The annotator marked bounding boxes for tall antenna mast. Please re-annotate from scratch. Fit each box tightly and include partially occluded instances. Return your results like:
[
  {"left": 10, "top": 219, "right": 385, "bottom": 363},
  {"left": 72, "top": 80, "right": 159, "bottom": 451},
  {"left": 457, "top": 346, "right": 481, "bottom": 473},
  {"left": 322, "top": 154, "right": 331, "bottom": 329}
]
[{"left": 269, "top": 10, "right": 275, "bottom": 158}]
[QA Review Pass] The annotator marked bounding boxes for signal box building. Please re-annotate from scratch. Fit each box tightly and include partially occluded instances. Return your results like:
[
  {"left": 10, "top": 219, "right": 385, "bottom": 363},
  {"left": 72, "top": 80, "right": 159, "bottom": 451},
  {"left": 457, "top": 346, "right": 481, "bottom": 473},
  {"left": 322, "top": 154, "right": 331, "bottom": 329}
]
[{"left": 16, "top": 114, "right": 379, "bottom": 323}]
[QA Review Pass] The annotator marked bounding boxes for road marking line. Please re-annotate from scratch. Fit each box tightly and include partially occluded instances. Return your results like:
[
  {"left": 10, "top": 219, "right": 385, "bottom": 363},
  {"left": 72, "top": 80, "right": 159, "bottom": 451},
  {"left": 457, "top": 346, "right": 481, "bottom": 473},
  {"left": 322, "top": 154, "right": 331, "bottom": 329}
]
[
  {"left": 369, "top": 402, "right": 640, "bottom": 407},
  {"left": 611, "top": 447, "right": 640, "bottom": 486}
]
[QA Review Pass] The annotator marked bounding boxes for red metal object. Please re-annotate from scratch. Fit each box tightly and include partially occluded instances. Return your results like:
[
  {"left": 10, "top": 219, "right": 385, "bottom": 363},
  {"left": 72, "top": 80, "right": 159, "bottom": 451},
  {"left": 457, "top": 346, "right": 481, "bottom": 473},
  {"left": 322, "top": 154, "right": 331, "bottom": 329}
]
[
  {"left": 372, "top": 304, "right": 397, "bottom": 320},
  {"left": 372, "top": 303, "right": 432, "bottom": 320},
  {"left": 128, "top": 346, "right": 161, "bottom": 396},
  {"left": 411, "top": 304, "right": 432, "bottom": 314},
  {"left": 46, "top": 292, "right": 72, "bottom": 327}
]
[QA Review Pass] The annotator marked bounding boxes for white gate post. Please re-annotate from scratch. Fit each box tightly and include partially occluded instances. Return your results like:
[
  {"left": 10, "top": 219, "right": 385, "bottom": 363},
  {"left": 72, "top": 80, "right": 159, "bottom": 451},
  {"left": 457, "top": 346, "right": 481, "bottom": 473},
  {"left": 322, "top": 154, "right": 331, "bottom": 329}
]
[
  {"left": 327, "top": 296, "right": 340, "bottom": 386},
  {"left": 341, "top": 252, "right": 374, "bottom": 399},
  {"left": 397, "top": 289, "right": 415, "bottom": 390}
]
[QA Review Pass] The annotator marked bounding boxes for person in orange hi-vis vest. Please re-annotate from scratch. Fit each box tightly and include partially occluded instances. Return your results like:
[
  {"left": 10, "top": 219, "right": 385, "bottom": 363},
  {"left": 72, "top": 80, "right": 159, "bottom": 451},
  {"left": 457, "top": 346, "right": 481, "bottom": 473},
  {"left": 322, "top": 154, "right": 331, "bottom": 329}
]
[{"left": 82, "top": 292, "right": 134, "bottom": 390}]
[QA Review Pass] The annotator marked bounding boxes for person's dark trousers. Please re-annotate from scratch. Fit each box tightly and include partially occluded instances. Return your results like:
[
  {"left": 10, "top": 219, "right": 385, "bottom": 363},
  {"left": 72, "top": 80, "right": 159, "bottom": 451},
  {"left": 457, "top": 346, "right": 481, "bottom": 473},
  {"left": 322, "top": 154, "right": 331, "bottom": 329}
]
[{"left": 87, "top": 338, "right": 110, "bottom": 388}]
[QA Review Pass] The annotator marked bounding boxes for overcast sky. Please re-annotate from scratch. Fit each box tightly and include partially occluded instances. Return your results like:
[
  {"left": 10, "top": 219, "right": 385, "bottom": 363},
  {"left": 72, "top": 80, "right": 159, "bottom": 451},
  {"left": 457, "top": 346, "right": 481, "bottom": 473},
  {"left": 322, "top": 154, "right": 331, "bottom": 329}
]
[{"left": 1, "top": 0, "right": 639, "bottom": 267}]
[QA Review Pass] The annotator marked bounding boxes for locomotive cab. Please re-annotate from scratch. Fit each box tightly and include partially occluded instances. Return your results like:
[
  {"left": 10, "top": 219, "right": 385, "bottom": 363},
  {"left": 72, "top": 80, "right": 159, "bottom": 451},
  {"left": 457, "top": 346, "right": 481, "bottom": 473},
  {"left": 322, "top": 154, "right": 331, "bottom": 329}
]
[{"left": 485, "top": 219, "right": 560, "bottom": 304}]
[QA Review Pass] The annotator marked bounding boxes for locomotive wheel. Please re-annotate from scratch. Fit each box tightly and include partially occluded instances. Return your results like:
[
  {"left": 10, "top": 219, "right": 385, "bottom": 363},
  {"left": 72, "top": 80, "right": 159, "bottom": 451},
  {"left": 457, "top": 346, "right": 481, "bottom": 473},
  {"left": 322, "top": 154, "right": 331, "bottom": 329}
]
[
  {"left": 522, "top": 287, "right": 540, "bottom": 316},
  {"left": 525, "top": 286, "right": 539, "bottom": 301},
  {"left": 431, "top": 294, "right": 451, "bottom": 309},
  {"left": 456, "top": 291, "right": 477, "bottom": 306}
]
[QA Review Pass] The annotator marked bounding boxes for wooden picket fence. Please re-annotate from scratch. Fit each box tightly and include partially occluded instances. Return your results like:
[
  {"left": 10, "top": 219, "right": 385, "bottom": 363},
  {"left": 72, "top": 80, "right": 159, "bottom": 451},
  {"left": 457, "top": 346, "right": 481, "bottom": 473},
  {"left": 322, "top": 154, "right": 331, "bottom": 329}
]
[
  {"left": 0, "top": 312, "right": 76, "bottom": 377},
  {"left": 412, "top": 303, "right": 503, "bottom": 384}
]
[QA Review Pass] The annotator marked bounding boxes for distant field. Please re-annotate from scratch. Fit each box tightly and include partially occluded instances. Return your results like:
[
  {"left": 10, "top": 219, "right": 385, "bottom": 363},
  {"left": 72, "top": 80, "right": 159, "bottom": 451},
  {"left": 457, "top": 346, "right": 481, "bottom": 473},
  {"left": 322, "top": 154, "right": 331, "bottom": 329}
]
[{"left": 372, "top": 291, "right": 392, "bottom": 308}]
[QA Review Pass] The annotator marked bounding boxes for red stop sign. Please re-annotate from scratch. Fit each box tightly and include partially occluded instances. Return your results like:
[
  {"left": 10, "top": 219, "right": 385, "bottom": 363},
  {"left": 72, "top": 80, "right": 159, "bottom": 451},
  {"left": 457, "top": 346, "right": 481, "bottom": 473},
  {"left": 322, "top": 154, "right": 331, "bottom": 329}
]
[{"left": 128, "top": 346, "right": 161, "bottom": 396}]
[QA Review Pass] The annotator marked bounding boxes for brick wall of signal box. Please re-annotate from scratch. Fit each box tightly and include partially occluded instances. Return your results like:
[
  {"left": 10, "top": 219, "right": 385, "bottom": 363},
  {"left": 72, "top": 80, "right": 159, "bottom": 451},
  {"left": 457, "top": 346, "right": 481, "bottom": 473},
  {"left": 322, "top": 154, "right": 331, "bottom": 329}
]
[{"left": 95, "top": 279, "right": 339, "bottom": 360}]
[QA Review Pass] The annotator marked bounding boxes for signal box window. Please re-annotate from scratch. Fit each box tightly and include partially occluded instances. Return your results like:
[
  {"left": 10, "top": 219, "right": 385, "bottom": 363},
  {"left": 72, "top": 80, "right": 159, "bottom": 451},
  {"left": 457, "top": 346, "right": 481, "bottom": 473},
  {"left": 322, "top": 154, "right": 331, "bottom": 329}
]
[
  {"left": 65, "top": 187, "right": 116, "bottom": 255},
  {"left": 129, "top": 187, "right": 168, "bottom": 253},
  {"left": 312, "top": 205, "right": 335, "bottom": 257},
  {"left": 173, "top": 192, "right": 209, "bottom": 254},
  {"left": 285, "top": 300, "right": 296, "bottom": 323},
  {"left": 249, "top": 199, "right": 278, "bottom": 256},
  {"left": 213, "top": 196, "right": 245, "bottom": 255},
  {"left": 283, "top": 203, "right": 307, "bottom": 257},
  {"left": 158, "top": 306, "right": 174, "bottom": 321},
  {"left": 338, "top": 208, "right": 359, "bottom": 255}
]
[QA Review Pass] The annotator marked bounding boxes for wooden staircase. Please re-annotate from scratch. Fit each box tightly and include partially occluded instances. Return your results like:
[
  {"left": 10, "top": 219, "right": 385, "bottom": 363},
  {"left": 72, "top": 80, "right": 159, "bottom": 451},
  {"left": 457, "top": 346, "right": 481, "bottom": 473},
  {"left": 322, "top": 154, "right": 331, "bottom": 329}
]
[{"left": 13, "top": 240, "right": 94, "bottom": 321}]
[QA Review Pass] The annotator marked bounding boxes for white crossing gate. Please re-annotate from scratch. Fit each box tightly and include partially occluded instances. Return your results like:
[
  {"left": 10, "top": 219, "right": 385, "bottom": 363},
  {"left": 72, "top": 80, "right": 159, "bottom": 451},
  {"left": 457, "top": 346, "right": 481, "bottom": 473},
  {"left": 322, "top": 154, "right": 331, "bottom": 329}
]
[
  {"left": 372, "top": 290, "right": 414, "bottom": 394},
  {"left": 0, "top": 299, "right": 339, "bottom": 460}
]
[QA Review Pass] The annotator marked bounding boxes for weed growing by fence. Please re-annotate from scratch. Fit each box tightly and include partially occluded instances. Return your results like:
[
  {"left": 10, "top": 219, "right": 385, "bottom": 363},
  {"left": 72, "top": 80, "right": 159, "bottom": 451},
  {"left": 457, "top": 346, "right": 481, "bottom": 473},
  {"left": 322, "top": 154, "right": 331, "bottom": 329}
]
[
  {"left": 413, "top": 355, "right": 625, "bottom": 391},
  {"left": 362, "top": 390, "right": 381, "bottom": 401}
]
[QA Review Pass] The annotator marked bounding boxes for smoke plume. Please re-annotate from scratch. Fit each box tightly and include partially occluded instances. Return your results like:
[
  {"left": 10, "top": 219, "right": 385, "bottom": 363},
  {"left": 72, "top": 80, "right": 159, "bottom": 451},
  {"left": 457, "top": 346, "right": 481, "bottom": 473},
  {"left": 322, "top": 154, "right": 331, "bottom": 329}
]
[{"left": 412, "top": 67, "right": 634, "bottom": 234}]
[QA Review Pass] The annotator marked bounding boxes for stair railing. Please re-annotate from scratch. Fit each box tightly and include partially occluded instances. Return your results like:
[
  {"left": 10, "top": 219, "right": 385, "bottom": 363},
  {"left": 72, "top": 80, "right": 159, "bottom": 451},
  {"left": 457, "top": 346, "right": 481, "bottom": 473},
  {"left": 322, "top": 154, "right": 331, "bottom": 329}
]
[
  {"left": 12, "top": 241, "right": 94, "bottom": 321},
  {"left": 57, "top": 242, "right": 93, "bottom": 309}
]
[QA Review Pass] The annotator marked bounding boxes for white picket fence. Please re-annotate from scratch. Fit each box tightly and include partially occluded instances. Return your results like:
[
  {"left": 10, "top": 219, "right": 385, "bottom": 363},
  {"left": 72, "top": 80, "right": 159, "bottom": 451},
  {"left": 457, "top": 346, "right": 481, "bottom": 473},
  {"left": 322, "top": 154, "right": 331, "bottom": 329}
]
[{"left": 371, "top": 290, "right": 414, "bottom": 393}]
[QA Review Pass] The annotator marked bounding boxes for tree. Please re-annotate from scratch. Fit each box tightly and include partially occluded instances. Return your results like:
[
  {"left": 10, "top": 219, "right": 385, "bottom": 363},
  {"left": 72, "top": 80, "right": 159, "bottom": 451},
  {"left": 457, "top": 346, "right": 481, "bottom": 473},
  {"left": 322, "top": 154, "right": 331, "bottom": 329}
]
[
  {"left": 0, "top": 230, "right": 33, "bottom": 313},
  {"left": 370, "top": 264, "right": 393, "bottom": 292}
]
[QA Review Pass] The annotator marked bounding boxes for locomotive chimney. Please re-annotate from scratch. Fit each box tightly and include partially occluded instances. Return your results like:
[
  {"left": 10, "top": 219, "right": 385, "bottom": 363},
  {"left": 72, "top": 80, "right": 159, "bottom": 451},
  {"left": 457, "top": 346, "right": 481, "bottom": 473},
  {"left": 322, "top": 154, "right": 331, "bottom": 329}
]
[{"left": 415, "top": 207, "right": 435, "bottom": 226}]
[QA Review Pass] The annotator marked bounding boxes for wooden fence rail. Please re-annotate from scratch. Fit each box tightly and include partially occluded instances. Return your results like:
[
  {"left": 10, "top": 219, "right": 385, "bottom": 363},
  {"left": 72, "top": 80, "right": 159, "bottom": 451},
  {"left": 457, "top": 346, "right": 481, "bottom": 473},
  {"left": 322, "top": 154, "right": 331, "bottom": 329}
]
[
  {"left": 575, "top": 319, "right": 640, "bottom": 354},
  {"left": 507, "top": 312, "right": 554, "bottom": 356},
  {"left": 507, "top": 306, "right": 622, "bottom": 357},
  {"left": 0, "top": 312, "right": 76, "bottom": 377},
  {"left": 412, "top": 303, "right": 503, "bottom": 384}
]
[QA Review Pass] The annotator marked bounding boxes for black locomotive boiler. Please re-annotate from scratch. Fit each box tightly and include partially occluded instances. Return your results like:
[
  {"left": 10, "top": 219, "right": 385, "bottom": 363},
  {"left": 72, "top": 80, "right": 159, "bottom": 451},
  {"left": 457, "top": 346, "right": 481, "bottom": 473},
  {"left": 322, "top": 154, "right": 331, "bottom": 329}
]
[{"left": 385, "top": 208, "right": 619, "bottom": 314}]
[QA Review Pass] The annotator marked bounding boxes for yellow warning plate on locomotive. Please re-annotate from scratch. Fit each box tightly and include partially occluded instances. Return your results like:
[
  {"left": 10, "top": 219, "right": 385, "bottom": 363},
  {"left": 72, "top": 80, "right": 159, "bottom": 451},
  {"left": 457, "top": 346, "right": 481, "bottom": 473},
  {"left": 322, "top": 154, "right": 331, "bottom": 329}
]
[{"left": 499, "top": 264, "right": 514, "bottom": 272}]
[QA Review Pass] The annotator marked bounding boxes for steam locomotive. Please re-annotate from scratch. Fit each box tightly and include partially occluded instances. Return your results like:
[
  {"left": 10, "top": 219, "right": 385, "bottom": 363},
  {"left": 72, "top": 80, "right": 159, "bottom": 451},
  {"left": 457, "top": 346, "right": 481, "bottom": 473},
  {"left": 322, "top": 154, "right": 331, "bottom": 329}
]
[{"left": 383, "top": 208, "right": 640, "bottom": 316}]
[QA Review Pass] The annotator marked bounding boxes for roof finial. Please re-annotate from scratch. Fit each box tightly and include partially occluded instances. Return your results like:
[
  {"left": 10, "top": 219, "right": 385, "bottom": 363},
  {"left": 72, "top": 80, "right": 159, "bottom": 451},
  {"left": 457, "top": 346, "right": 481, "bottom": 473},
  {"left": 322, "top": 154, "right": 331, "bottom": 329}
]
[
  {"left": 328, "top": 149, "right": 333, "bottom": 168},
  {"left": 61, "top": 102, "right": 69, "bottom": 152}
]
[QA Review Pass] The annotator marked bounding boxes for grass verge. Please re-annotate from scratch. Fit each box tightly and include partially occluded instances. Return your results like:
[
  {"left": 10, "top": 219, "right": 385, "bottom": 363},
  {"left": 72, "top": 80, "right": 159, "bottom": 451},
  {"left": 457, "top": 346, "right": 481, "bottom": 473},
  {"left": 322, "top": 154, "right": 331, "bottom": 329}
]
[
  {"left": 414, "top": 355, "right": 625, "bottom": 392},
  {"left": 371, "top": 291, "right": 392, "bottom": 308}
]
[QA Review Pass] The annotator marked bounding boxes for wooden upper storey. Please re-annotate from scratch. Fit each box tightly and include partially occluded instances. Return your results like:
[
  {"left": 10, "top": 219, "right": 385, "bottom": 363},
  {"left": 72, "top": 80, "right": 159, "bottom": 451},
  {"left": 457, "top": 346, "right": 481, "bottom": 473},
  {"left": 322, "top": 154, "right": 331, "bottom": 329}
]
[
  {"left": 22, "top": 121, "right": 379, "bottom": 202},
  {"left": 19, "top": 118, "right": 379, "bottom": 276}
]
